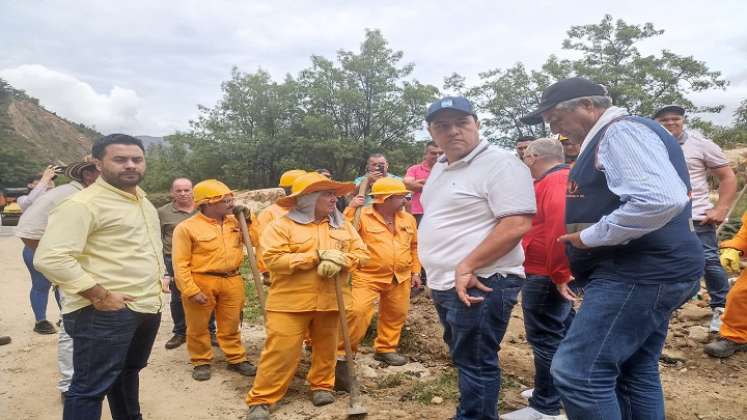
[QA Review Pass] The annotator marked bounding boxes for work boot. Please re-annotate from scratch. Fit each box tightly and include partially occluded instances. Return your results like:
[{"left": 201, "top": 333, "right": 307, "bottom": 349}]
[
  {"left": 311, "top": 390, "right": 335, "bottom": 407},
  {"left": 334, "top": 361, "right": 351, "bottom": 392},
  {"left": 33, "top": 320, "right": 57, "bottom": 335},
  {"left": 164, "top": 334, "right": 186, "bottom": 350},
  {"left": 501, "top": 406, "right": 567, "bottom": 420},
  {"left": 246, "top": 404, "right": 270, "bottom": 420},
  {"left": 227, "top": 361, "right": 257, "bottom": 376},
  {"left": 192, "top": 365, "right": 211, "bottom": 381},
  {"left": 0, "top": 336, "right": 10, "bottom": 346},
  {"left": 210, "top": 333, "right": 219, "bottom": 347},
  {"left": 710, "top": 308, "right": 724, "bottom": 333},
  {"left": 374, "top": 351, "right": 408, "bottom": 366},
  {"left": 704, "top": 338, "right": 747, "bottom": 358}
]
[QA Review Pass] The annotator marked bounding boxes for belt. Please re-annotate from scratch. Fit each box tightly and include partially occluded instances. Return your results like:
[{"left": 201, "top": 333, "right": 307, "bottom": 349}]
[{"left": 201, "top": 271, "right": 240, "bottom": 278}]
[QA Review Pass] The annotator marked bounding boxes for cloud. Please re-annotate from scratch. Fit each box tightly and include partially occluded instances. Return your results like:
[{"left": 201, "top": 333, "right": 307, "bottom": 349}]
[{"left": 0, "top": 64, "right": 145, "bottom": 134}]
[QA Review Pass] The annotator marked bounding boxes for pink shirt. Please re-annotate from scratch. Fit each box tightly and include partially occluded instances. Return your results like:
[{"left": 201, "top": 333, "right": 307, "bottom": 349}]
[
  {"left": 679, "top": 131, "right": 730, "bottom": 220},
  {"left": 405, "top": 162, "right": 432, "bottom": 214}
]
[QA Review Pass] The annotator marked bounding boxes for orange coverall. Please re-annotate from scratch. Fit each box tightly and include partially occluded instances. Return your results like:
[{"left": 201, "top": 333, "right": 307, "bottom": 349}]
[
  {"left": 172, "top": 212, "right": 248, "bottom": 366},
  {"left": 245, "top": 216, "right": 368, "bottom": 406},
  {"left": 249, "top": 203, "right": 290, "bottom": 273},
  {"left": 719, "top": 211, "right": 747, "bottom": 344},
  {"left": 338, "top": 207, "right": 420, "bottom": 356}
]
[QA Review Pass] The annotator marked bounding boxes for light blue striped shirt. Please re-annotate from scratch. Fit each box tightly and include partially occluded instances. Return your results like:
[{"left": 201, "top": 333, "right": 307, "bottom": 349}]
[{"left": 579, "top": 120, "right": 690, "bottom": 248}]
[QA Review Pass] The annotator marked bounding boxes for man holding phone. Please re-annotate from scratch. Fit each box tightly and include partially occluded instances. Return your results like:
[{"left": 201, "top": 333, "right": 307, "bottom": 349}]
[{"left": 351, "top": 153, "right": 402, "bottom": 208}]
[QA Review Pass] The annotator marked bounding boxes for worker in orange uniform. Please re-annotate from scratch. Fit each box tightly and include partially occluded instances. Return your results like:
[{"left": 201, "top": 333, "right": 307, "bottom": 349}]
[
  {"left": 245, "top": 172, "right": 368, "bottom": 420},
  {"left": 172, "top": 179, "right": 257, "bottom": 381},
  {"left": 334, "top": 177, "right": 420, "bottom": 392},
  {"left": 249, "top": 169, "right": 307, "bottom": 283},
  {"left": 705, "top": 212, "right": 747, "bottom": 358}
]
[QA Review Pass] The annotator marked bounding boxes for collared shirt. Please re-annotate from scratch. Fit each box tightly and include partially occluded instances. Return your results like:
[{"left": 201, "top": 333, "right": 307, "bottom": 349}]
[
  {"left": 261, "top": 216, "right": 368, "bottom": 312},
  {"left": 249, "top": 203, "right": 291, "bottom": 273},
  {"left": 344, "top": 206, "right": 420, "bottom": 285},
  {"left": 16, "top": 181, "right": 85, "bottom": 240},
  {"left": 404, "top": 162, "right": 432, "bottom": 215},
  {"left": 678, "top": 130, "right": 730, "bottom": 220},
  {"left": 354, "top": 174, "right": 403, "bottom": 206},
  {"left": 579, "top": 119, "right": 690, "bottom": 247},
  {"left": 172, "top": 212, "right": 245, "bottom": 298},
  {"left": 157, "top": 202, "right": 196, "bottom": 255},
  {"left": 33, "top": 177, "right": 164, "bottom": 314},
  {"left": 419, "top": 140, "right": 536, "bottom": 291},
  {"left": 522, "top": 165, "right": 571, "bottom": 284}
]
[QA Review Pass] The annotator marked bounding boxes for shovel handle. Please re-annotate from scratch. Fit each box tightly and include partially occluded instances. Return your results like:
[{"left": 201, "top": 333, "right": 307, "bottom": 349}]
[{"left": 238, "top": 215, "right": 266, "bottom": 313}]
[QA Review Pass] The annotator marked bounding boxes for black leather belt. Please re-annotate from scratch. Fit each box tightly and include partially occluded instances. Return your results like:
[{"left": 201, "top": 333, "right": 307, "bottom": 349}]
[{"left": 201, "top": 271, "right": 240, "bottom": 277}]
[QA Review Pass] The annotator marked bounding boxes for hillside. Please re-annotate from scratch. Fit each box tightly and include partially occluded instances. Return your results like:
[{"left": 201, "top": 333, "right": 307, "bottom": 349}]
[{"left": 0, "top": 80, "right": 100, "bottom": 187}]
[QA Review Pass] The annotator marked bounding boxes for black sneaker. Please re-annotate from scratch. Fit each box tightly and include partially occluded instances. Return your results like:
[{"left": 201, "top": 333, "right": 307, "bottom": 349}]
[
  {"left": 33, "top": 320, "right": 57, "bottom": 335},
  {"left": 192, "top": 365, "right": 211, "bottom": 381}
]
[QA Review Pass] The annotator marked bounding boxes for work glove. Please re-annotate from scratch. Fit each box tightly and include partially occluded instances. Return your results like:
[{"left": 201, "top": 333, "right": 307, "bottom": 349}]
[
  {"left": 719, "top": 248, "right": 742, "bottom": 273},
  {"left": 318, "top": 249, "right": 348, "bottom": 267},
  {"left": 232, "top": 205, "right": 252, "bottom": 224},
  {"left": 317, "top": 260, "right": 343, "bottom": 278}
]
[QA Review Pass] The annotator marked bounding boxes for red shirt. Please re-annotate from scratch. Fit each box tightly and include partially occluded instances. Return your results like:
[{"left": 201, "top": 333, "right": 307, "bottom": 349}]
[{"left": 522, "top": 165, "right": 571, "bottom": 284}]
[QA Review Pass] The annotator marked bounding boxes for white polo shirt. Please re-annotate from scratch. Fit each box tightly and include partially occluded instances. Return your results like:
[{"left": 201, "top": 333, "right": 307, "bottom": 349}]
[{"left": 418, "top": 141, "right": 536, "bottom": 291}]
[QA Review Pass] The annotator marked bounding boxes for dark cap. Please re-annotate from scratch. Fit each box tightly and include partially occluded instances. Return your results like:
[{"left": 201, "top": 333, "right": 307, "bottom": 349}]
[
  {"left": 520, "top": 77, "right": 608, "bottom": 125},
  {"left": 516, "top": 135, "right": 536, "bottom": 143},
  {"left": 426, "top": 96, "right": 476, "bottom": 122},
  {"left": 653, "top": 105, "right": 685, "bottom": 119}
]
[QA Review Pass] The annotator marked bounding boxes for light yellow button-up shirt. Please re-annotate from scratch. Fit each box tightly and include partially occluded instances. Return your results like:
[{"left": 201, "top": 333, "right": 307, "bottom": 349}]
[{"left": 34, "top": 177, "right": 165, "bottom": 314}]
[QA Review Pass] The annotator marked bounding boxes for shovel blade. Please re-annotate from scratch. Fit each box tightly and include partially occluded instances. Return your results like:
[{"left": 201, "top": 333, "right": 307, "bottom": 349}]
[{"left": 347, "top": 403, "right": 368, "bottom": 416}]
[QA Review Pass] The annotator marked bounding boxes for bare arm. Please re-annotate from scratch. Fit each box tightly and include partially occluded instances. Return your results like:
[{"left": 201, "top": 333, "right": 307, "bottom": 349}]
[
  {"left": 403, "top": 176, "right": 425, "bottom": 192},
  {"left": 455, "top": 214, "right": 533, "bottom": 305},
  {"left": 702, "top": 166, "right": 737, "bottom": 225}
]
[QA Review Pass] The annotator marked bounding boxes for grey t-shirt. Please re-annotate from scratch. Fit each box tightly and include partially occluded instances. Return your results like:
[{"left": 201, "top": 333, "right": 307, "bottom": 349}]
[{"left": 680, "top": 130, "right": 730, "bottom": 220}]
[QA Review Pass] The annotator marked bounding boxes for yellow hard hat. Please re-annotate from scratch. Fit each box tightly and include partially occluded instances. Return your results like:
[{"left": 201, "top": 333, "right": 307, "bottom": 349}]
[
  {"left": 193, "top": 179, "right": 233, "bottom": 205},
  {"left": 369, "top": 178, "right": 409, "bottom": 196},
  {"left": 276, "top": 172, "right": 355, "bottom": 207},
  {"left": 278, "top": 169, "right": 307, "bottom": 188}
]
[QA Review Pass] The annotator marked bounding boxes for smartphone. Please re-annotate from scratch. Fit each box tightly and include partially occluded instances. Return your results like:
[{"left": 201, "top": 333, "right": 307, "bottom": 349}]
[{"left": 376, "top": 163, "right": 385, "bottom": 173}]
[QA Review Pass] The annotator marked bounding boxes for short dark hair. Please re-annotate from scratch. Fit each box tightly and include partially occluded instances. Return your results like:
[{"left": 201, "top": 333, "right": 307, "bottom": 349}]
[
  {"left": 368, "top": 153, "right": 386, "bottom": 161},
  {"left": 92, "top": 134, "right": 145, "bottom": 159},
  {"left": 516, "top": 135, "right": 536, "bottom": 143}
]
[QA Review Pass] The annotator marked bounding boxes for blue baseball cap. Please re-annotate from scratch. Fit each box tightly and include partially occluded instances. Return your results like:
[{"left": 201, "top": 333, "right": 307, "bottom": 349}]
[{"left": 425, "top": 96, "right": 476, "bottom": 122}]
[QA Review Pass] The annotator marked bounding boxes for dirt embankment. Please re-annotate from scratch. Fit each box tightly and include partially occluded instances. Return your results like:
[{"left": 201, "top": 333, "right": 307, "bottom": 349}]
[{"left": 1, "top": 233, "right": 745, "bottom": 419}]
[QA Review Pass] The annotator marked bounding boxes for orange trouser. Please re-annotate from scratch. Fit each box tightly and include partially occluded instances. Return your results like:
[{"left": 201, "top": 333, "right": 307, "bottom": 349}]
[
  {"left": 182, "top": 274, "right": 247, "bottom": 365},
  {"left": 721, "top": 274, "right": 747, "bottom": 344},
  {"left": 337, "top": 277, "right": 410, "bottom": 356},
  {"left": 246, "top": 310, "right": 339, "bottom": 406}
]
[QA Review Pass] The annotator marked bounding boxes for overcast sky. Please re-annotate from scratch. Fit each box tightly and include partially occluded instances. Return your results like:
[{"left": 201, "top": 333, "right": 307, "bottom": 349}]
[{"left": 2, "top": 0, "right": 746, "bottom": 136}]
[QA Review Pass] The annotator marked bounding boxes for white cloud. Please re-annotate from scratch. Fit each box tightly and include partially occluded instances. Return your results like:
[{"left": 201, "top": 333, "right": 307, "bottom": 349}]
[{"left": 0, "top": 64, "right": 145, "bottom": 134}]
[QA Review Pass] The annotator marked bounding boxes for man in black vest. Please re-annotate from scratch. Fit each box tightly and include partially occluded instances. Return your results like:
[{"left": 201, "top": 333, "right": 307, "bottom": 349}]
[{"left": 521, "top": 78, "right": 703, "bottom": 420}]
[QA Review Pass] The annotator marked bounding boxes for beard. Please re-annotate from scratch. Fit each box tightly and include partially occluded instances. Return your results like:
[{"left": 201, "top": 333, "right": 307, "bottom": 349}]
[{"left": 102, "top": 169, "right": 143, "bottom": 190}]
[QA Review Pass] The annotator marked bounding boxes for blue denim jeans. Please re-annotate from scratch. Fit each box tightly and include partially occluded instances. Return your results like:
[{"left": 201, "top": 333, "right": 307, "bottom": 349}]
[
  {"left": 521, "top": 275, "right": 575, "bottom": 416},
  {"left": 62, "top": 306, "right": 161, "bottom": 420},
  {"left": 694, "top": 223, "right": 731, "bottom": 308},
  {"left": 550, "top": 277, "right": 699, "bottom": 420},
  {"left": 431, "top": 274, "right": 523, "bottom": 420},
  {"left": 164, "top": 255, "right": 215, "bottom": 336},
  {"left": 22, "top": 245, "right": 60, "bottom": 321}
]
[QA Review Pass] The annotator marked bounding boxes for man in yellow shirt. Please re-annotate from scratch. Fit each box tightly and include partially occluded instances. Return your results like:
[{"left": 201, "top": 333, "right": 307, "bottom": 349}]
[
  {"left": 335, "top": 178, "right": 421, "bottom": 391},
  {"left": 34, "top": 134, "right": 164, "bottom": 420},
  {"left": 245, "top": 172, "right": 368, "bottom": 420},
  {"left": 172, "top": 179, "right": 256, "bottom": 381},
  {"left": 249, "top": 169, "right": 306, "bottom": 281}
]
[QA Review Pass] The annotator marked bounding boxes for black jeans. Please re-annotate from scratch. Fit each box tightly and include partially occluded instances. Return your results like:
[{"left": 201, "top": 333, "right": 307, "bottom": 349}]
[
  {"left": 521, "top": 275, "right": 575, "bottom": 415},
  {"left": 62, "top": 306, "right": 161, "bottom": 420}
]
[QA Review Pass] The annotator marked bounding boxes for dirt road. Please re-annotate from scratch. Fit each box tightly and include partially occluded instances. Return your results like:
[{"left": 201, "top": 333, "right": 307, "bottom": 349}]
[{"left": 1, "top": 231, "right": 746, "bottom": 419}]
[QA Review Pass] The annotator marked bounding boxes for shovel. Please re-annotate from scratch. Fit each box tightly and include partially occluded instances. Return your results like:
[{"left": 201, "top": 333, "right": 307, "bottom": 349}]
[
  {"left": 334, "top": 272, "right": 368, "bottom": 416},
  {"left": 235, "top": 208, "right": 266, "bottom": 314}
]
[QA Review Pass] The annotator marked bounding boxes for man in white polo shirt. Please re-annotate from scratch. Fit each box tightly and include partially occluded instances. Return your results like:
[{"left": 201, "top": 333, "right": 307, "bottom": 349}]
[{"left": 419, "top": 96, "right": 536, "bottom": 420}]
